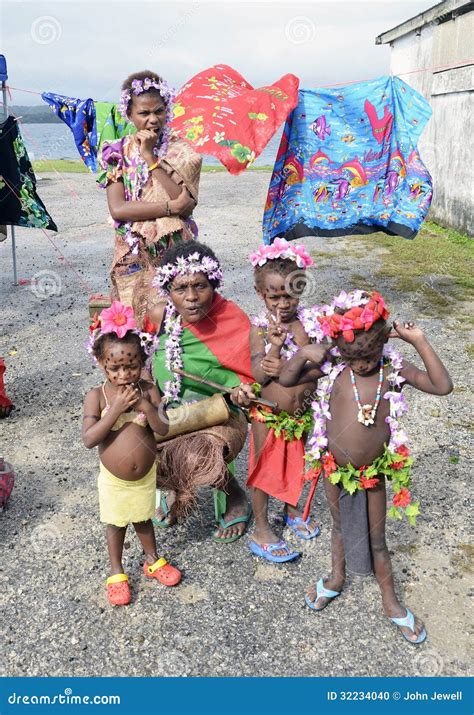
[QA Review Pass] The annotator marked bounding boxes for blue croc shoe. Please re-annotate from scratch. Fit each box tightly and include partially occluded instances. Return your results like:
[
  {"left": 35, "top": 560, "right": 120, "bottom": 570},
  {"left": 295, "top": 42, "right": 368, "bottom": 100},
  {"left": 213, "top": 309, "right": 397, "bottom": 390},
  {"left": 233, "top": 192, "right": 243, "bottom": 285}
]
[
  {"left": 390, "top": 608, "right": 427, "bottom": 645},
  {"left": 283, "top": 512, "right": 320, "bottom": 541},
  {"left": 249, "top": 539, "right": 300, "bottom": 563},
  {"left": 305, "top": 578, "right": 341, "bottom": 611}
]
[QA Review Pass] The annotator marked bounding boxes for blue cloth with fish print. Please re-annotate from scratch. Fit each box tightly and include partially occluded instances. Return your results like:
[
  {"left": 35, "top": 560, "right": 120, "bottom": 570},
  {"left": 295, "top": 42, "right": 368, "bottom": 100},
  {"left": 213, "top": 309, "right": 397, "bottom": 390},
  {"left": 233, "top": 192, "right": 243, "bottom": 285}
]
[{"left": 262, "top": 76, "right": 432, "bottom": 243}]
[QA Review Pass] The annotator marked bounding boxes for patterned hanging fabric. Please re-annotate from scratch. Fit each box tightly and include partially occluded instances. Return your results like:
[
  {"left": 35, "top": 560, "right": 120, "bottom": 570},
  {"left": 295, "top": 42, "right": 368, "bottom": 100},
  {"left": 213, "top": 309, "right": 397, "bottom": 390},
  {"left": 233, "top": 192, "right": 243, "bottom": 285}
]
[
  {"left": 171, "top": 64, "right": 299, "bottom": 174},
  {"left": 0, "top": 116, "right": 57, "bottom": 230},
  {"left": 42, "top": 92, "right": 97, "bottom": 171},
  {"left": 263, "top": 76, "right": 432, "bottom": 243}
]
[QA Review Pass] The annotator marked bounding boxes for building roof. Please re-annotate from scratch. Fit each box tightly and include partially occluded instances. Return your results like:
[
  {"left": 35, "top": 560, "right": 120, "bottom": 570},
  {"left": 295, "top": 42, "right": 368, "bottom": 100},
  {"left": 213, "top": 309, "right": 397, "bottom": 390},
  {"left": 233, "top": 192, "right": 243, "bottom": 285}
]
[{"left": 375, "top": 0, "right": 473, "bottom": 44}]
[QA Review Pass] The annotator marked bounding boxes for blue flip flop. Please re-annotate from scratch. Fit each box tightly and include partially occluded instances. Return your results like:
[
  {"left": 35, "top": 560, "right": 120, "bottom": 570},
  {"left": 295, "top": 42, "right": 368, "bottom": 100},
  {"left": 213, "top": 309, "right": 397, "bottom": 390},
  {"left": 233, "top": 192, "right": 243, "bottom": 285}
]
[
  {"left": 305, "top": 577, "right": 341, "bottom": 611},
  {"left": 249, "top": 539, "right": 300, "bottom": 563},
  {"left": 283, "top": 512, "right": 320, "bottom": 541},
  {"left": 390, "top": 608, "right": 427, "bottom": 644}
]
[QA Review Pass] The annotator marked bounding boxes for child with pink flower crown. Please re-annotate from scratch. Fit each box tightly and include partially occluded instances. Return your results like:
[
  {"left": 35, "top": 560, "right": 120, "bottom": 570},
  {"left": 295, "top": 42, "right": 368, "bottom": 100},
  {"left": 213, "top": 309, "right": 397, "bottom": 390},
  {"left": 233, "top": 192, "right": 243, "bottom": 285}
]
[
  {"left": 280, "top": 289, "right": 453, "bottom": 644},
  {"left": 247, "top": 239, "right": 328, "bottom": 563},
  {"left": 82, "top": 301, "right": 181, "bottom": 606}
]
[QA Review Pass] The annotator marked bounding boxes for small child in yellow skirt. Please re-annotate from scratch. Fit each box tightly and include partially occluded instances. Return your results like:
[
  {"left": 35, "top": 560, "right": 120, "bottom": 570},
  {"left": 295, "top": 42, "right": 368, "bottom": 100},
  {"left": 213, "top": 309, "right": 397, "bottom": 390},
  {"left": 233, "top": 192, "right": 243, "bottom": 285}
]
[{"left": 82, "top": 301, "right": 181, "bottom": 606}]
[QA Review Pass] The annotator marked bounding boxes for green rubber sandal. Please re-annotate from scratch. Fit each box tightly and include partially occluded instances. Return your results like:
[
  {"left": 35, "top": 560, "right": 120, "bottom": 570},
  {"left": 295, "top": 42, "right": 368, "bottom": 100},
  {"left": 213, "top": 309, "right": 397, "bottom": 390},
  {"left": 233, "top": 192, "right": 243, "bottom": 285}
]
[
  {"left": 212, "top": 488, "right": 252, "bottom": 544},
  {"left": 152, "top": 489, "right": 172, "bottom": 529}
]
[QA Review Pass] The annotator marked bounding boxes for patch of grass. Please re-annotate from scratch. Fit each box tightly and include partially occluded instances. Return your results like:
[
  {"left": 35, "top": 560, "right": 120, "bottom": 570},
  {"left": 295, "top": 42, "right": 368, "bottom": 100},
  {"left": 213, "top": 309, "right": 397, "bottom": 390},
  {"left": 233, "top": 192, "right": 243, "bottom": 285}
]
[
  {"left": 33, "top": 159, "right": 89, "bottom": 173},
  {"left": 33, "top": 159, "right": 273, "bottom": 174},
  {"left": 347, "top": 222, "right": 474, "bottom": 311},
  {"left": 465, "top": 344, "right": 474, "bottom": 359}
]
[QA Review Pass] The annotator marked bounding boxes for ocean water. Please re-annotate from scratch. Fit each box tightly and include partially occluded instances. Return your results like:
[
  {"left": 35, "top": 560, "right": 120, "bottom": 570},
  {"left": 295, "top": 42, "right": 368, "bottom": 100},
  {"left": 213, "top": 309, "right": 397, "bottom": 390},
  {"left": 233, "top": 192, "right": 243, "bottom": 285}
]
[{"left": 22, "top": 122, "right": 282, "bottom": 168}]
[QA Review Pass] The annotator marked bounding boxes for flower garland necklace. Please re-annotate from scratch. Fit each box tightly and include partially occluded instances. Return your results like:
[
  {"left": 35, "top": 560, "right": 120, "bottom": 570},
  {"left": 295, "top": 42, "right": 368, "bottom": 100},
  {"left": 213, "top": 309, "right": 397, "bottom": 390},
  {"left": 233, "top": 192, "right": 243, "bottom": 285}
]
[
  {"left": 162, "top": 301, "right": 184, "bottom": 404},
  {"left": 305, "top": 344, "right": 420, "bottom": 524},
  {"left": 251, "top": 305, "right": 326, "bottom": 359}
]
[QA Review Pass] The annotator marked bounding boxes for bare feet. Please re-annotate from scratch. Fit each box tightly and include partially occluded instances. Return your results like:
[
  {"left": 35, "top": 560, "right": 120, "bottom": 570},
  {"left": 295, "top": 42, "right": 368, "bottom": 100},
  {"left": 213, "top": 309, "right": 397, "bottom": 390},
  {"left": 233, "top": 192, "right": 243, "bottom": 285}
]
[{"left": 213, "top": 479, "right": 250, "bottom": 541}]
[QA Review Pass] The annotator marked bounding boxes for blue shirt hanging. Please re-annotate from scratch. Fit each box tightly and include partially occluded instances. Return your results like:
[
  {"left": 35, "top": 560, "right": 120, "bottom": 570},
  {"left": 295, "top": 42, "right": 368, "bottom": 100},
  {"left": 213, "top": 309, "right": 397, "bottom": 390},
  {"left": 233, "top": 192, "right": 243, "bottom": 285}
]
[
  {"left": 42, "top": 92, "right": 97, "bottom": 171},
  {"left": 263, "top": 76, "right": 433, "bottom": 243}
]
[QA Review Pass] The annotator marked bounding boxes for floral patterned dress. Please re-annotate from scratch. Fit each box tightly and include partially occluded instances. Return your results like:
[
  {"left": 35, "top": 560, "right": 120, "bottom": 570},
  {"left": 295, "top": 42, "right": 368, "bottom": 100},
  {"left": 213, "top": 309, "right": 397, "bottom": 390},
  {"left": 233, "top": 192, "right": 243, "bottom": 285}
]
[{"left": 97, "top": 134, "right": 201, "bottom": 314}]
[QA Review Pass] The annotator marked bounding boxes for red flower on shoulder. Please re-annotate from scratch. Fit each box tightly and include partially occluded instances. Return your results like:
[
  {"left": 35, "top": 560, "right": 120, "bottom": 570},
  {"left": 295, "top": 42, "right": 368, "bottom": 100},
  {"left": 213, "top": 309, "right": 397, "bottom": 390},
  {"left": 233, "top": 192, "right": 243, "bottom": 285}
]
[
  {"left": 391, "top": 460, "right": 405, "bottom": 470},
  {"left": 393, "top": 488, "right": 411, "bottom": 508},
  {"left": 396, "top": 445, "right": 410, "bottom": 458}
]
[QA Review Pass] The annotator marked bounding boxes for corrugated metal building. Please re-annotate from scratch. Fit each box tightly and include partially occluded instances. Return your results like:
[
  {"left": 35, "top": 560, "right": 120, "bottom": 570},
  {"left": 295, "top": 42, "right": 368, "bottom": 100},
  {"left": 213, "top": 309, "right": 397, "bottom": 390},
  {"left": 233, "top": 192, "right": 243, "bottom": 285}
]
[{"left": 376, "top": 0, "right": 473, "bottom": 235}]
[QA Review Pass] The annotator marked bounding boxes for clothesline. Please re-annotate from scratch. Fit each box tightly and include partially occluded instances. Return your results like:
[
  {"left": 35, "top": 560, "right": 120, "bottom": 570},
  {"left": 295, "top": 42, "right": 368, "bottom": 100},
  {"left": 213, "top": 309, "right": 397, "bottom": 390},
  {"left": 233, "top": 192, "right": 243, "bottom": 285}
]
[
  {"left": 1, "top": 173, "right": 93, "bottom": 293},
  {"left": 3, "top": 58, "right": 473, "bottom": 100}
]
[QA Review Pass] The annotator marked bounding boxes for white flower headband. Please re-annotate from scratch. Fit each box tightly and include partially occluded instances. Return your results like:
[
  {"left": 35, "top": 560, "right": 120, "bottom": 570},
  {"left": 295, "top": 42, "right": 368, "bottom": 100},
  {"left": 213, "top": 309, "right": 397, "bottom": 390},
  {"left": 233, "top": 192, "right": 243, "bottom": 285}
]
[
  {"left": 153, "top": 252, "right": 223, "bottom": 296},
  {"left": 119, "top": 76, "right": 176, "bottom": 159}
]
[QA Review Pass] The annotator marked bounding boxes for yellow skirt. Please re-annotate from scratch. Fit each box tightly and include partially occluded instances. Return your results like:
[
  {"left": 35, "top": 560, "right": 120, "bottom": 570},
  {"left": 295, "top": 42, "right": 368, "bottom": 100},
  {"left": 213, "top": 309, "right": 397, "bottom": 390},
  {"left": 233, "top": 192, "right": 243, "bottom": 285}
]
[{"left": 98, "top": 462, "right": 156, "bottom": 527}]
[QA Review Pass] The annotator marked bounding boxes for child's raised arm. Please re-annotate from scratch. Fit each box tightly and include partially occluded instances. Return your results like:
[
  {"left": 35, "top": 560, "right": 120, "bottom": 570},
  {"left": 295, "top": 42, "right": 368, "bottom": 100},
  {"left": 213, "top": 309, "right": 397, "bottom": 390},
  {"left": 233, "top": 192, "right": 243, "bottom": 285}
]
[
  {"left": 279, "top": 343, "right": 329, "bottom": 386},
  {"left": 393, "top": 320, "right": 453, "bottom": 395}
]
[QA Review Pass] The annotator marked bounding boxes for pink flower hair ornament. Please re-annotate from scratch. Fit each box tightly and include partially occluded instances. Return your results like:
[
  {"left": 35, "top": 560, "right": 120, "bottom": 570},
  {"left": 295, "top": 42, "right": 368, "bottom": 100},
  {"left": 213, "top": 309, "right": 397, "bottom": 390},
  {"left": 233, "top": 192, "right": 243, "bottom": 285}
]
[
  {"left": 86, "top": 301, "right": 159, "bottom": 366},
  {"left": 249, "top": 238, "right": 314, "bottom": 270}
]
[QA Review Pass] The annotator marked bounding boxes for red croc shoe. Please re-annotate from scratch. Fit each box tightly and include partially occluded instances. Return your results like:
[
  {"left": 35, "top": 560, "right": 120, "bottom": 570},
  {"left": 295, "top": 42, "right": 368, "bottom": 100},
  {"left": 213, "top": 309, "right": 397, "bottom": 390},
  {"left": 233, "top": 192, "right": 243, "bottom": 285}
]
[
  {"left": 106, "top": 573, "right": 131, "bottom": 606},
  {"left": 143, "top": 557, "right": 181, "bottom": 586}
]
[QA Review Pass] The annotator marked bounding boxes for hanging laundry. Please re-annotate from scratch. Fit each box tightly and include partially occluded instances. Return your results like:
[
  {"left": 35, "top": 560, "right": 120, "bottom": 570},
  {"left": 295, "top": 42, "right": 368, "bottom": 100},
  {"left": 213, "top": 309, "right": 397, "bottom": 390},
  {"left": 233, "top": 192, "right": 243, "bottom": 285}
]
[
  {"left": 171, "top": 64, "right": 299, "bottom": 174},
  {"left": 263, "top": 76, "right": 432, "bottom": 243},
  {"left": 95, "top": 102, "right": 135, "bottom": 150},
  {"left": 0, "top": 116, "right": 57, "bottom": 230},
  {"left": 41, "top": 94, "right": 135, "bottom": 171},
  {"left": 42, "top": 92, "right": 97, "bottom": 170}
]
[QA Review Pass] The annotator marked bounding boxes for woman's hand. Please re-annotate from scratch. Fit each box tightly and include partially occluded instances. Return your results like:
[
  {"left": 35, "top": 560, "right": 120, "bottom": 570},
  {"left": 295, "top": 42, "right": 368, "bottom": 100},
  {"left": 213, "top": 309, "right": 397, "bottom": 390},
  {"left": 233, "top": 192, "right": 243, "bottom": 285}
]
[
  {"left": 169, "top": 186, "right": 196, "bottom": 216},
  {"left": 110, "top": 385, "right": 140, "bottom": 415},
  {"left": 135, "top": 129, "right": 159, "bottom": 161},
  {"left": 389, "top": 320, "right": 425, "bottom": 345},
  {"left": 230, "top": 383, "right": 257, "bottom": 407}
]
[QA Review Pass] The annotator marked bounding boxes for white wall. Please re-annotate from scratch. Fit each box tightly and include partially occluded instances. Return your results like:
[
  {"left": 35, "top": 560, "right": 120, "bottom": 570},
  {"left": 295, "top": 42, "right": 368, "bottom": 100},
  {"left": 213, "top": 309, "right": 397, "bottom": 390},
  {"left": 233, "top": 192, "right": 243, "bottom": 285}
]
[{"left": 389, "top": 12, "right": 474, "bottom": 235}]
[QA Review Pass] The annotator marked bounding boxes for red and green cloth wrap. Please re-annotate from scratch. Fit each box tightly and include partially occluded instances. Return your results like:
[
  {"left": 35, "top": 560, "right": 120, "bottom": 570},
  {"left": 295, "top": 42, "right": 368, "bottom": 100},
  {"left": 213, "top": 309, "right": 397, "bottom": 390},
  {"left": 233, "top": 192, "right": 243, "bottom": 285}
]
[
  {"left": 152, "top": 293, "right": 253, "bottom": 401},
  {"left": 247, "top": 405, "right": 313, "bottom": 507}
]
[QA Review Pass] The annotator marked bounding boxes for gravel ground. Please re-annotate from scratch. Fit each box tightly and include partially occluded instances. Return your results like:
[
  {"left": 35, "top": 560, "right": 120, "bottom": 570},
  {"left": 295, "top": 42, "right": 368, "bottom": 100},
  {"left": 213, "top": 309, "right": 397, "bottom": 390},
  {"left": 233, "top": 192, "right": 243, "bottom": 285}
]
[{"left": 0, "top": 171, "right": 472, "bottom": 678}]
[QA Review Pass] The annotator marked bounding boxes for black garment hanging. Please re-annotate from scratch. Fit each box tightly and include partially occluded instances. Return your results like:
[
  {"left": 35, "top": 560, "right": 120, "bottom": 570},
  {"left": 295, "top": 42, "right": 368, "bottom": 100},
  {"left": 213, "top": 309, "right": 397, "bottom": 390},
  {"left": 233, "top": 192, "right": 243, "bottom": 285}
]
[{"left": 0, "top": 115, "right": 57, "bottom": 230}]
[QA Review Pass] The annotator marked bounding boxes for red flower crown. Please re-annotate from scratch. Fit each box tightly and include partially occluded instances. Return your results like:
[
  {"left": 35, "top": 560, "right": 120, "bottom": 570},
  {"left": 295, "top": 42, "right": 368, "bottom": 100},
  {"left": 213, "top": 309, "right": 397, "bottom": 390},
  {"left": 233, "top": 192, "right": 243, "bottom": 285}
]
[{"left": 318, "top": 291, "right": 389, "bottom": 343}]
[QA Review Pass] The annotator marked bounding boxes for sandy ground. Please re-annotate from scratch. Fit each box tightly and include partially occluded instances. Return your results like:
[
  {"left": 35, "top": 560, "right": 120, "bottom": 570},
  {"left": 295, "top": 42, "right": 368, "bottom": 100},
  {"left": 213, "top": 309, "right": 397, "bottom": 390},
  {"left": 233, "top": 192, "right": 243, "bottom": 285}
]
[{"left": 0, "top": 171, "right": 472, "bottom": 677}]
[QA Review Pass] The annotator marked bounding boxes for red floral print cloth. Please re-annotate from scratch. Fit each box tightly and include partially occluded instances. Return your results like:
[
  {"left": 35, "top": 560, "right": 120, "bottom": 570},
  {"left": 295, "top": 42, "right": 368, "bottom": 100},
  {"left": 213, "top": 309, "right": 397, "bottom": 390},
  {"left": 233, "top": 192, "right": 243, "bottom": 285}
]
[{"left": 172, "top": 64, "right": 299, "bottom": 175}]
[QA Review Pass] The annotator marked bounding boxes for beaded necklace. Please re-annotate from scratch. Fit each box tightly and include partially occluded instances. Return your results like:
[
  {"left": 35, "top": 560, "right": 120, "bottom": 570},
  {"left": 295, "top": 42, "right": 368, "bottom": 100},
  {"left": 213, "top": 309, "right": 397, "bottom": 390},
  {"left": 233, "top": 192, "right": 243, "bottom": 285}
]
[{"left": 350, "top": 358, "right": 385, "bottom": 426}]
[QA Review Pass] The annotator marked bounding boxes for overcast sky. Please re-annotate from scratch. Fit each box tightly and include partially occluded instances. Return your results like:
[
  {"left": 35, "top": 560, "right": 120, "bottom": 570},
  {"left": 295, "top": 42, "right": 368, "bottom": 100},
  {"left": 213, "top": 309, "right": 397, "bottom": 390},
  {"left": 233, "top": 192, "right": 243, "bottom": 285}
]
[{"left": 1, "top": 0, "right": 433, "bottom": 105}]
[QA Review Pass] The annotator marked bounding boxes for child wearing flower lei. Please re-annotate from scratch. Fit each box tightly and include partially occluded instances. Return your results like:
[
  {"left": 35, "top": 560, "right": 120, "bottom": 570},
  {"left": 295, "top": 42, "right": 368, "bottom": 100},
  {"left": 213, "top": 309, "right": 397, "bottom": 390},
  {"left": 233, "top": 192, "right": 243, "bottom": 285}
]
[
  {"left": 280, "top": 289, "right": 453, "bottom": 644},
  {"left": 98, "top": 70, "right": 200, "bottom": 314},
  {"left": 247, "top": 238, "right": 329, "bottom": 563},
  {"left": 82, "top": 301, "right": 182, "bottom": 606}
]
